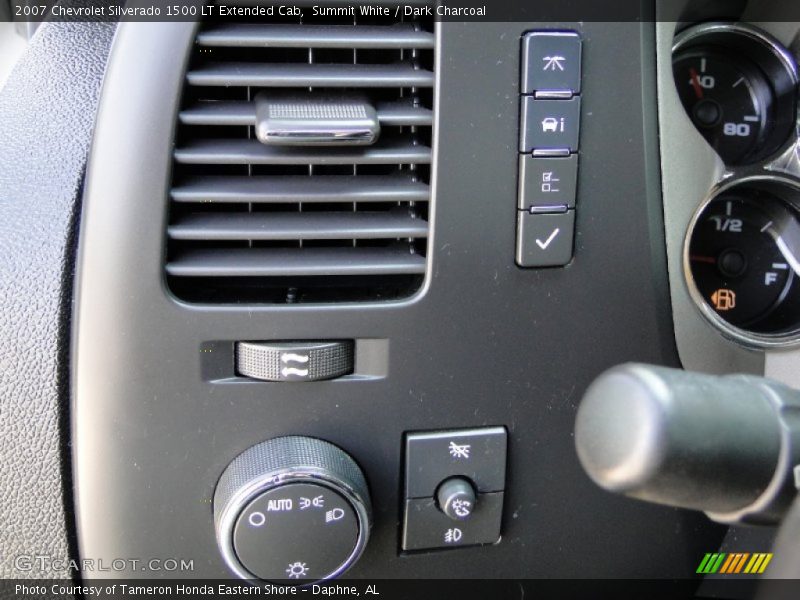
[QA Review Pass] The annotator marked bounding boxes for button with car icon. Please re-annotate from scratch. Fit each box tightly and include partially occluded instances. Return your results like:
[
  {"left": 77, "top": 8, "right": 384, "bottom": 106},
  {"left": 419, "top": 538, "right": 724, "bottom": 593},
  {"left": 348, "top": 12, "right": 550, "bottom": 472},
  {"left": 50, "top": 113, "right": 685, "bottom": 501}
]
[{"left": 520, "top": 96, "right": 581, "bottom": 153}]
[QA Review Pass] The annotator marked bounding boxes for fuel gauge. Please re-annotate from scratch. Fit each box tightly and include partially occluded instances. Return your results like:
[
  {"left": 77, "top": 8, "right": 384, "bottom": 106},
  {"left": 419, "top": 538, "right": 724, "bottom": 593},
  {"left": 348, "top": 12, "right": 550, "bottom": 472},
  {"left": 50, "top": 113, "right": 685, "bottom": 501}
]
[{"left": 686, "top": 179, "right": 800, "bottom": 346}]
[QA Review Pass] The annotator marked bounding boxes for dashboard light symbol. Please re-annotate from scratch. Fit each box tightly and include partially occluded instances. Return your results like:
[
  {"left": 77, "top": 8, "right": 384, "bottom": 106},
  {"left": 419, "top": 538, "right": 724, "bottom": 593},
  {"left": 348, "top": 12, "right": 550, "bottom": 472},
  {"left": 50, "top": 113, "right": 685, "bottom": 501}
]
[
  {"left": 325, "top": 508, "right": 345, "bottom": 523},
  {"left": 711, "top": 288, "right": 736, "bottom": 311},
  {"left": 247, "top": 511, "right": 266, "bottom": 527},
  {"left": 444, "top": 528, "right": 463, "bottom": 543},
  {"left": 451, "top": 499, "right": 473, "bottom": 518},
  {"left": 286, "top": 561, "right": 308, "bottom": 579},
  {"left": 541, "top": 117, "right": 565, "bottom": 133},
  {"left": 448, "top": 441, "right": 471, "bottom": 459},
  {"left": 542, "top": 56, "right": 566, "bottom": 71}
]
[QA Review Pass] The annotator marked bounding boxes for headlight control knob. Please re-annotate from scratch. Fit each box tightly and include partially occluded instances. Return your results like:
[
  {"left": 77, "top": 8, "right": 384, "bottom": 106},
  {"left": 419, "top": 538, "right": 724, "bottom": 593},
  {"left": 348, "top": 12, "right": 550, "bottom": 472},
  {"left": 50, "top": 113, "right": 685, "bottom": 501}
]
[{"left": 214, "top": 436, "right": 371, "bottom": 583}]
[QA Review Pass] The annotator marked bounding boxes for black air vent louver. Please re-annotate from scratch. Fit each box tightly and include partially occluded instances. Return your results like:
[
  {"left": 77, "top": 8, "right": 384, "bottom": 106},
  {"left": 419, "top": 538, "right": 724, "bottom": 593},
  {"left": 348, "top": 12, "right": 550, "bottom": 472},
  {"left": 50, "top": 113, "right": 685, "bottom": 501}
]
[{"left": 166, "top": 14, "right": 435, "bottom": 304}]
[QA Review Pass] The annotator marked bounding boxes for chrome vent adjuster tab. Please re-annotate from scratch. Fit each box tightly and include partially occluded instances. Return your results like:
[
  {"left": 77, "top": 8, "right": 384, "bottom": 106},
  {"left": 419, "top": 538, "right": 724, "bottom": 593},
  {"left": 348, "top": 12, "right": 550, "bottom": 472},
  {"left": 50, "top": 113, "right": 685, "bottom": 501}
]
[
  {"left": 166, "top": 13, "right": 436, "bottom": 304},
  {"left": 255, "top": 93, "right": 381, "bottom": 146}
]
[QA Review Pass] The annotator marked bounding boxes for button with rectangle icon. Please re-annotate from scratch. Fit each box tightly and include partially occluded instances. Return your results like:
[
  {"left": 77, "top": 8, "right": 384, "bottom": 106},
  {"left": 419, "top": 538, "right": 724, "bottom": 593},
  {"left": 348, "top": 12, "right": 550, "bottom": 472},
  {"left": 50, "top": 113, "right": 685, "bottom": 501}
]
[{"left": 518, "top": 154, "right": 578, "bottom": 210}]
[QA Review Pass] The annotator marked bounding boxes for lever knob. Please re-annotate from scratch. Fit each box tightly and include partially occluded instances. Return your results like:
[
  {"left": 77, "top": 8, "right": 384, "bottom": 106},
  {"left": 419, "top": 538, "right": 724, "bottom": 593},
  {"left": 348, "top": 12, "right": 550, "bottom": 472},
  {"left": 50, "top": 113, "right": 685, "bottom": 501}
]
[{"left": 574, "top": 363, "right": 800, "bottom": 524}]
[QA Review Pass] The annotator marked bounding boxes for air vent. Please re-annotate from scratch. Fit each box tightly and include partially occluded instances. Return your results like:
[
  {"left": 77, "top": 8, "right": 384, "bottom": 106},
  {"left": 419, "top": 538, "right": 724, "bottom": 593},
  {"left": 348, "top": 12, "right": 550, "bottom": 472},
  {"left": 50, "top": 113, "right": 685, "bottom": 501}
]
[{"left": 166, "top": 13, "right": 435, "bottom": 303}]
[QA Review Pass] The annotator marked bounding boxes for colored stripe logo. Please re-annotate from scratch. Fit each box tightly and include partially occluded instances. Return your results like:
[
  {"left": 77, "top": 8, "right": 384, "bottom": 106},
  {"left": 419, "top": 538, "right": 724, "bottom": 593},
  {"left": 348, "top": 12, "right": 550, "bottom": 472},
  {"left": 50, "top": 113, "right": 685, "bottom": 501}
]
[{"left": 697, "top": 553, "right": 773, "bottom": 574}]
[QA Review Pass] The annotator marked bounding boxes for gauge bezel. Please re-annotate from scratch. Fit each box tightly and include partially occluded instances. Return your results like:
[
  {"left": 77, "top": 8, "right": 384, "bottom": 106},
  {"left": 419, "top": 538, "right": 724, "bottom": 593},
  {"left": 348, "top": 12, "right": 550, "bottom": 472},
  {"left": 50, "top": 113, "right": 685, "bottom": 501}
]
[
  {"left": 672, "top": 22, "right": 799, "bottom": 166},
  {"left": 684, "top": 175, "right": 800, "bottom": 349}
]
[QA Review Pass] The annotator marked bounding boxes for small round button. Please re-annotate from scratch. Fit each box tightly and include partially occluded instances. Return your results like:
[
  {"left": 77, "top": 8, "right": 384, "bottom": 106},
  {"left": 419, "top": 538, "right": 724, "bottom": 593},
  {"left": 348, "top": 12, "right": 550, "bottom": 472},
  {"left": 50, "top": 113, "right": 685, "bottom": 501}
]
[{"left": 436, "top": 477, "right": 477, "bottom": 521}]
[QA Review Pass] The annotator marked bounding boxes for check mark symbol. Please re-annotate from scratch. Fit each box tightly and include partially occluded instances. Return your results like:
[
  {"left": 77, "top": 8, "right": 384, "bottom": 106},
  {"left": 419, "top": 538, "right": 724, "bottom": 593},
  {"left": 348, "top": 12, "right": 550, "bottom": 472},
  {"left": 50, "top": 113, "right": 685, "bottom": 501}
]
[{"left": 535, "top": 228, "right": 560, "bottom": 250}]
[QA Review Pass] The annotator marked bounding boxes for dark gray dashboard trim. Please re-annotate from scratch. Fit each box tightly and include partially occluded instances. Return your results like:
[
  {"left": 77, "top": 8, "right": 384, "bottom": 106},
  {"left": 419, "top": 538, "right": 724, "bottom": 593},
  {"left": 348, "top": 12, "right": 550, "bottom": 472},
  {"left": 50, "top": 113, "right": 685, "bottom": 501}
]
[{"left": 72, "top": 20, "right": 200, "bottom": 573}]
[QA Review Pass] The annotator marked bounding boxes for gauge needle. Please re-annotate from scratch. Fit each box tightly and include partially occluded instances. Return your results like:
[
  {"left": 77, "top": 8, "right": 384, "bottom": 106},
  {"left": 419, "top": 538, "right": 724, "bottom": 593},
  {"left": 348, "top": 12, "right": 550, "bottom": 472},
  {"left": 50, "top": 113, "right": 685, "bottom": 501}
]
[
  {"left": 690, "top": 255, "right": 716, "bottom": 265},
  {"left": 774, "top": 228, "right": 800, "bottom": 277},
  {"left": 689, "top": 68, "right": 704, "bottom": 99}
]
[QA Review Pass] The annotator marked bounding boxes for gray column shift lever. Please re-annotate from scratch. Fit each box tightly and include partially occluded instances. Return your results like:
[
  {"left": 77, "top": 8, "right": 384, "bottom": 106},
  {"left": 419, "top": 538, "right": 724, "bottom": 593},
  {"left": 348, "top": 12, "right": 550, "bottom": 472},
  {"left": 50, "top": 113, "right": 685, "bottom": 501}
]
[{"left": 574, "top": 363, "right": 800, "bottom": 525}]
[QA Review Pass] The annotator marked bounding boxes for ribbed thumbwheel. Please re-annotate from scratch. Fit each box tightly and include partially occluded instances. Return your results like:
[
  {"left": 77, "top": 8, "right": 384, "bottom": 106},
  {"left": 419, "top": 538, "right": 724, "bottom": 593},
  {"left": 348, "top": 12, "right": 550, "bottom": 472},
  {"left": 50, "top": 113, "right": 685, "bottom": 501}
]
[
  {"left": 214, "top": 437, "right": 372, "bottom": 583},
  {"left": 235, "top": 341, "right": 354, "bottom": 382}
]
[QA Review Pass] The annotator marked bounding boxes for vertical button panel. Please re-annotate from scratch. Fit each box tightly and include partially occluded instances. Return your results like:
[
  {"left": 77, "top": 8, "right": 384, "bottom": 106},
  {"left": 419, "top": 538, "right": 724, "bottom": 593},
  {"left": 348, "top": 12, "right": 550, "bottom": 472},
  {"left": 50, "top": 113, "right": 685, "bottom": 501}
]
[
  {"left": 521, "top": 31, "right": 582, "bottom": 95},
  {"left": 518, "top": 30, "right": 581, "bottom": 269}
]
